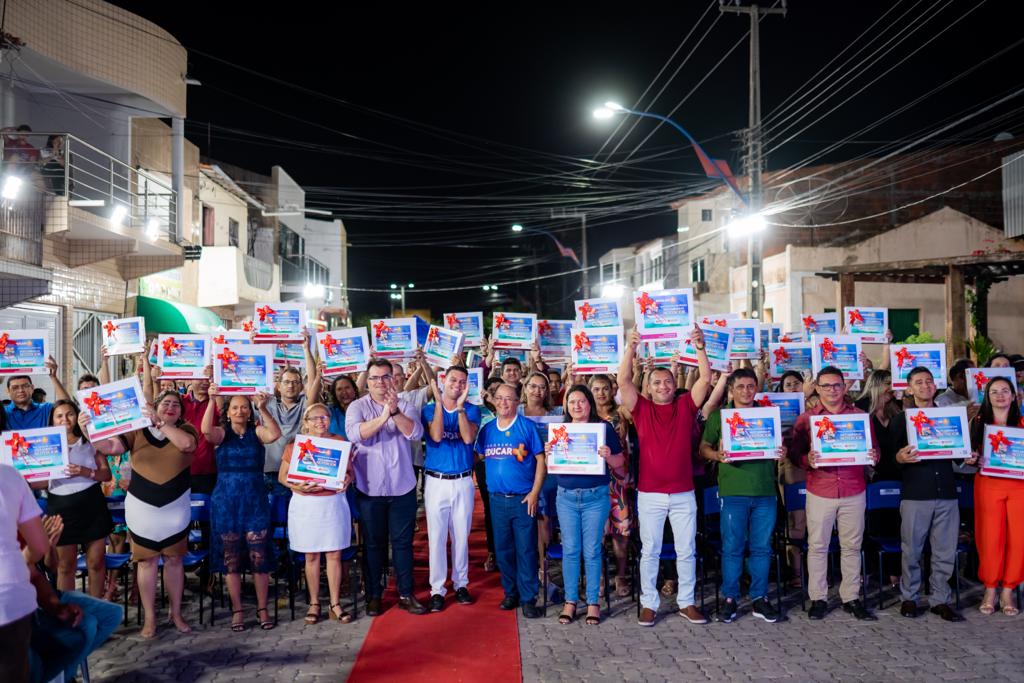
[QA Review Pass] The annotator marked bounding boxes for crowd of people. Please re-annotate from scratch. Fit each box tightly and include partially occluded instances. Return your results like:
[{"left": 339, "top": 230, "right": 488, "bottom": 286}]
[{"left": 2, "top": 320, "right": 1023, "bottom": 681}]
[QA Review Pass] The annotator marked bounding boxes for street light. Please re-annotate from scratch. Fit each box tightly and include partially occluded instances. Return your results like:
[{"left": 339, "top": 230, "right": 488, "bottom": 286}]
[
  {"left": 511, "top": 224, "right": 524, "bottom": 232},
  {"left": 110, "top": 204, "right": 128, "bottom": 226},
  {"left": 303, "top": 283, "right": 326, "bottom": 299},
  {"left": 1, "top": 175, "right": 23, "bottom": 200},
  {"left": 600, "top": 283, "right": 624, "bottom": 299},
  {"left": 725, "top": 213, "right": 766, "bottom": 240}
]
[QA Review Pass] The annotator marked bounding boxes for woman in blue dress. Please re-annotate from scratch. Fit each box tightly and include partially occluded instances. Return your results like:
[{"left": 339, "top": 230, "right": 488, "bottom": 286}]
[{"left": 202, "top": 390, "right": 282, "bottom": 632}]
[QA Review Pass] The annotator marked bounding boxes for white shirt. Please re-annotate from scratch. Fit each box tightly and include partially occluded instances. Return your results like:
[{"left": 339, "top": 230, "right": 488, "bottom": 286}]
[
  {"left": 0, "top": 465, "right": 41, "bottom": 626},
  {"left": 48, "top": 437, "right": 100, "bottom": 497},
  {"left": 935, "top": 388, "right": 970, "bottom": 407}
]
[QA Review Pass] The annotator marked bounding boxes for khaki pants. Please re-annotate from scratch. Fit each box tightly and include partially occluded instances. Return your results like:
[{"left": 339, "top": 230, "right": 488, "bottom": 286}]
[{"left": 806, "top": 491, "right": 865, "bottom": 603}]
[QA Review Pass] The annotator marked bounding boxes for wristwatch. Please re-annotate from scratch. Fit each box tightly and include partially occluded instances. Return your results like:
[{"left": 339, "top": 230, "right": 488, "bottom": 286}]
[
  {"left": 694, "top": 343, "right": 706, "bottom": 350},
  {"left": 389, "top": 407, "right": 400, "bottom": 417}
]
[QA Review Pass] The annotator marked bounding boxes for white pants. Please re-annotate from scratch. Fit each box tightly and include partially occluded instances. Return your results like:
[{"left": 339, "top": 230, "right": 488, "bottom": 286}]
[
  {"left": 425, "top": 475, "right": 475, "bottom": 596},
  {"left": 638, "top": 491, "right": 698, "bottom": 611}
]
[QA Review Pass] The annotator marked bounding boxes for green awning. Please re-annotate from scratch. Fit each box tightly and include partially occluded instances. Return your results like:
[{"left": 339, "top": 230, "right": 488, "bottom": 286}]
[{"left": 136, "top": 296, "right": 225, "bottom": 334}]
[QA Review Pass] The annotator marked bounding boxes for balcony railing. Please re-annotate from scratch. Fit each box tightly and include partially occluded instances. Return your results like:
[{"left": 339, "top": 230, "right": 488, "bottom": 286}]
[
  {"left": 282, "top": 253, "right": 329, "bottom": 287},
  {"left": 243, "top": 253, "right": 274, "bottom": 290}
]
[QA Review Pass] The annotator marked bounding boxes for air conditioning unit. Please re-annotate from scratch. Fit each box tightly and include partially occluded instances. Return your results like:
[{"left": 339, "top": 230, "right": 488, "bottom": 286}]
[{"left": 183, "top": 245, "right": 203, "bottom": 261}]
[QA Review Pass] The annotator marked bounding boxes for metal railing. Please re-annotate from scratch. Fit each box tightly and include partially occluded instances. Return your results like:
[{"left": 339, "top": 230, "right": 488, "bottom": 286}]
[{"left": 281, "top": 253, "right": 329, "bottom": 287}]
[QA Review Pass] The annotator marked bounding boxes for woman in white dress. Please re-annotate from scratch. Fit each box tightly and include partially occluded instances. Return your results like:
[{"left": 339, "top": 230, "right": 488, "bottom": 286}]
[{"left": 277, "top": 403, "right": 355, "bottom": 624}]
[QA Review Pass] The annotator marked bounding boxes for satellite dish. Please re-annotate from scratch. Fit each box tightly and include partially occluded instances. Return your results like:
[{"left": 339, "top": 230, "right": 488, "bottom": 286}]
[{"left": 994, "top": 132, "right": 1014, "bottom": 141}]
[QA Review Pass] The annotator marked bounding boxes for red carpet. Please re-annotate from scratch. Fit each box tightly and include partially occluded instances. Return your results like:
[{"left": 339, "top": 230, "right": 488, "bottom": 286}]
[{"left": 347, "top": 485, "right": 522, "bottom": 683}]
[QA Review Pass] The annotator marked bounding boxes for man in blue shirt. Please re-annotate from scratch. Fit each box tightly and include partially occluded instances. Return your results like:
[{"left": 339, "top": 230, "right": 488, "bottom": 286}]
[
  {"left": 474, "top": 383, "right": 546, "bottom": 618},
  {"left": 4, "top": 357, "right": 69, "bottom": 430},
  {"left": 422, "top": 366, "right": 482, "bottom": 612}
]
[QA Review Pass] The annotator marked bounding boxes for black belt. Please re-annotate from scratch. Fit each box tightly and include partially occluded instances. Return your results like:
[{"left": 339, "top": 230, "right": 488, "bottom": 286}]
[
  {"left": 425, "top": 470, "right": 473, "bottom": 480},
  {"left": 492, "top": 492, "right": 530, "bottom": 498}
]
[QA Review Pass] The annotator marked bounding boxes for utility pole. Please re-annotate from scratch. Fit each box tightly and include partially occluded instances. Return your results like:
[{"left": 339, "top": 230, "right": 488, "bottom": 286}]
[
  {"left": 550, "top": 208, "right": 589, "bottom": 298},
  {"left": 720, "top": 1, "right": 786, "bottom": 320}
]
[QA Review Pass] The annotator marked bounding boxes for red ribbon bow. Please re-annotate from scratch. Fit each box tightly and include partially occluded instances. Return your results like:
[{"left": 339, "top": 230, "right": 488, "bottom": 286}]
[
  {"left": 445, "top": 314, "right": 459, "bottom": 329},
  {"left": 848, "top": 309, "right": 865, "bottom": 326},
  {"left": 161, "top": 337, "right": 181, "bottom": 356},
  {"left": 242, "top": 320, "right": 255, "bottom": 332},
  {"left": 989, "top": 430, "right": 1012, "bottom": 452},
  {"left": 803, "top": 316, "right": 818, "bottom": 333},
  {"left": 773, "top": 347, "right": 790, "bottom": 364},
  {"left": 216, "top": 348, "right": 239, "bottom": 371},
  {"left": 84, "top": 391, "right": 111, "bottom": 416},
  {"left": 816, "top": 416, "right": 836, "bottom": 439},
  {"left": 974, "top": 372, "right": 988, "bottom": 392},
  {"left": 779, "top": 334, "right": 793, "bottom": 343},
  {"left": 820, "top": 337, "right": 838, "bottom": 361},
  {"left": 702, "top": 317, "right": 727, "bottom": 327},
  {"left": 573, "top": 331, "right": 591, "bottom": 352},
  {"left": 755, "top": 396, "right": 774, "bottom": 407},
  {"left": 320, "top": 334, "right": 340, "bottom": 356},
  {"left": 635, "top": 292, "right": 657, "bottom": 316},
  {"left": 494, "top": 314, "right": 510, "bottom": 330},
  {"left": 104, "top": 320, "right": 117, "bottom": 338},
  {"left": 537, "top": 320, "right": 552, "bottom": 336},
  {"left": 0, "top": 333, "right": 16, "bottom": 354},
  {"left": 297, "top": 439, "right": 318, "bottom": 463},
  {"left": 725, "top": 412, "right": 748, "bottom": 437},
  {"left": 256, "top": 305, "right": 276, "bottom": 322},
  {"left": 909, "top": 411, "right": 934, "bottom": 435},
  {"left": 548, "top": 425, "right": 571, "bottom": 448},
  {"left": 577, "top": 302, "right": 595, "bottom": 322},
  {"left": 4, "top": 432, "right": 29, "bottom": 457},
  {"left": 427, "top": 327, "right": 440, "bottom": 345},
  {"left": 894, "top": 346, "right": 915, "bottom": 369},
  {"left": 212, "top": 334, "right": 226, "bottom": 345},
  {"left": 373, "top": 320, "right": 391, "bottom": 338}
]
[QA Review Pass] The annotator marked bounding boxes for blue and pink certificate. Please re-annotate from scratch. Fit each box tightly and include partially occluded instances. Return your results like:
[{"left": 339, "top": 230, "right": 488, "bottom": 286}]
[
  {"left": 211, "top": 330, "right": 252, "bottom": 346},
  {"left": 891, "top": 344, "right": 947, "bottom": 390},
  {"left": 371, "top": 318, "right": 418, "bottom": 358},
  {"left": 317, "top": 329, "right": 369, "bottom": 376},
  {"left": 538, "top": 319, "right": 574, "bottom": 359},
  {"left": 754, "top": 392, "right": 805, "bottom": 432},
  {"left": 810, "top": 414, "right": 872, "bottom": 466},
  {"left": 844, "top": 307, "right": 888, "bottom": 344},
  {"left": 424, "top": 325, "right": 464, "bottom": 368},
  {"left": 966, "top": 367, "right": 1016, "bottom": 405},
  {"left": 274, "top": 342, "right": 306, "bottom": 369},
  {"left": 574, "top": 298, "right": 622, "bottom": 330},
  {"left": 811, "top": 334, "right": 863, "bottom": 380},
  {"left": 491, "top": 312, "right": 537, "bottom": 350},
  {"left": 253, "top": 302, "right": 306, "bottom": 343},
  {"left": 437, "top": 367, "right": 484, "bottom": 406},
  {"left": 494, "top": 347, "right": 528, "bottom": 364},
  {"left": 728, "top": 320, "right": 760, "bottom": 360},
  {"left": 680, "top": 324, "right": 734, "bottom": 372},
  {"left": 102, "top": 317, "right": 146, "bottom": 356},
  {"left": 633, "top": 288, "right": 693, "bottom": 341},
  {"left": 546, "top": 422, "right": 606, "bottom": 475},
  {"left": 642, "top": 338, "right": 682, "bottom": 366},
  {"left": 801, "top": 313, "right": 839, "bottom": 337},
  {"left": 759, "top": 324, "right": 783, "bottom": 350},
  {"left": 286, "top": 435, "right": 352, "bottom": 490},
  {"left": 1, "top": 426, "right": 69, "bottom": 483},
  {"left": 721, "top": 407, "right": 782, "bottom": 461},
  {"left": 0, "top": 331, "right": 49, "bottom": 375},
  {"left": 571, "top": 327, "right": 623, "bottom": 375},
  {"left": 75, "top": 377, "right": 151, "bottom": 441},
  {"left": 213, "top": 344, "right": 273, "bottom": 395},
  {"left": 982, "top": 425, "right": 1024, "bottom": 480},
  {"left": 768, "top": 343, "right": 812, "bottom": 380},
  {"left": 157, "top": 334, "right": 211, "bottom": 380},
  {"left": 443, "top": 312, "right": 484, "bottom": 347},
  {"left": 905, "top": 407, "right": 970, "bottom": 460}
]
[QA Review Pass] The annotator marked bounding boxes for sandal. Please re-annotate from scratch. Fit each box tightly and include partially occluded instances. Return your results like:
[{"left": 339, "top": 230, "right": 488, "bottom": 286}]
[
  {"left": 257, "top": 607, "right": 275, "bottom": 630},
  {"left": 585, "top": 605, "right": 601, "bottom": 626},
  {"left": 231, "top": 609, "right": 246, "bottom": 632},
  {"left": 980, "top": 599, "right": 996, "bottom": 615},
  {"left": 331, "top": 602, "right": 353, "bottom": 624},
  {"left": 1002, "top": 604, "right": 1020, "bottom": 617},
  {"left": 305, "top": 603, "right": 321, "bottom": 625},
  {"left": 558, "top": 601, "right": 577, "bottom": 625}
]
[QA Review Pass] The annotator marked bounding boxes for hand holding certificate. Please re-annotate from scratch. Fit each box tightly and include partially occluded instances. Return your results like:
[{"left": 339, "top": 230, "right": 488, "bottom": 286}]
[
  {"left": 981, "top": 425, "right": 1024, "bottom": 480},
  {"left": 1, "top": 426, "right": 69, "bottom": 483},
  {"left": 75, "top": 377, "right": 152, "bottom": 441},
  {"left": 157, "top": 334, "right": 211, "bottom": 379},
  {"left": 0, "top": 330, "right": 49, "bottom": 375},
  {"left": 810, "top": 414, "right": 874, "bottom": 467},
  {"left": 213, "top": 344, "right": 273, "bottom": 395},
  {"left": 545, "top": 423, "right": 606, "bottom": 475},
  {"left": 720, "top": 407, "right": 783, "bottom": 461},
  {"left": 317, "top": 328, "right": 369, "bottom": 376},
  {"left": 905, "top": 407, "right": 970, "bottom": 459},
  {"left": 286, "top": 435, "right": 352, "bottom": 490},
  {"left": 102, "top": 317, "right": 146, "bottom": 355},
  {"left": 254, "top": 302, "right": 307, "bottom": 342}
]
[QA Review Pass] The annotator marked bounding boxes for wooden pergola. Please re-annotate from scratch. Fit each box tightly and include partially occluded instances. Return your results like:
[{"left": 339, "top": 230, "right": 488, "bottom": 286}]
[{"left": 817, "top": 251, "right": 1024, "bottom": 361}]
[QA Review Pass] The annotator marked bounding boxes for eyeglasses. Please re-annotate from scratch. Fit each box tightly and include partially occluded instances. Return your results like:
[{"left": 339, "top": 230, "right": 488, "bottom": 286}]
[
  {"left": 817, "top": 382, "right": 844, "bottom": 391},
  {"left": 367, "top": 375, "right": 393, "bottom": 384},
  {"left": 280, "top": 380, "right": 303, "bottom": 387},
  {"left": 306, "top": 415, "right": 330, "bottom": 423}
]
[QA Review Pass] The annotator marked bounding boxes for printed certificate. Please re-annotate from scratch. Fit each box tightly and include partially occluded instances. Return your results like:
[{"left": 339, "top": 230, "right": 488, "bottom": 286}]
[
  {"left": 213, "top": 344, "right": 273, "bottom": 395},
  {"left": 800, "top": 313, "right": 839, "bottom": 337},
  {"left": 891, "top": 344, "right": 947, "bottom": 390},
  {"left": 754, "top": 393, "right": 805, "bottom": 432},
  {"left": 371, "top": 318, "right": 419, "bottom": 358},
  {"left": 1, "top": 426, "right": 69, "bottom": 483},
  {"left": 211, "top": 330, "right": 252, "bottom": 346},
  {"left": 443, "top": 312, "right": 484, "bottom": 347},
  {"left": 494, "top": 347, "right": 528, "bottom": 364},
  {"left": 905, "top": 407, "right": 970, "bottom": 459},
  {"left": 728, "top": 319, "right": 760, "bottom": 360},
  {"left": 546, "top": 422, "right": 606, "bottom": 475},
  {"left": 424, "top": 325, "right": 465, "bottom": 368},
  {"left": 967, "top": 368, "right": 1016, "bottom": 405},
  {"left": 491, "top": 312, "right": 537, "bottom": 350},
  {"left": 253, "top": 302, "right": 306, "bottom": 342},
  {"left": 0, "top": 331, "right": 49, "bottom": 375},
  {"left": 286, "top": 435, "right": 352, "bottom": 490},
  {"left": 981, "top": 425, "right": 1024, "bottom": 480},
  {"left": 680, "top": 324, "right": 733, "bottom": 372},
  {"left": 574, "top": 298, "right": 622, "bottom": 329},
  {"left": 437, "top": 367, "right": 484, "bottom": 406},
  {"left": 76, "top": 377, "right": 152, "bottom": 441},
  {"left": 642, "top": 338, "right": 682, "bottom": 366},
  {"left": 537, "top": 319, "right": 574, "bottom": 359},
  {"left": 157, "top": 334, "right": 211, "bottom": 380},
  {"left": 768, "top": 343, "right": 812, "bottom": 380},
  {"left": 721, "top": 407, "right": 782, "bottom": 461},
  {"left": 102, "top": 317, "right": 146, "bottom": 356},
  {"left": 759, "top": 324, "right": 783, "bottom": 350},
  {"left": 633, "top": 288, "right": 693, "bottom": 341},
  {"left": 274, "top": 342, "right": 306, "bottom": 368},
  {"left": 811, "top": 335, "right": 864, "bottom": 380},
  {"left": 845, "top": 307, "right": 888, "bottom": 344},
  {"left": 571, "top": 327, "right": 623, "bottom": 375},
  {"left": 317, "top": 329, "right": 370, "bottom": 376},
  {"left": 811, "top": 413, "right": 873, "bottom": 466}
]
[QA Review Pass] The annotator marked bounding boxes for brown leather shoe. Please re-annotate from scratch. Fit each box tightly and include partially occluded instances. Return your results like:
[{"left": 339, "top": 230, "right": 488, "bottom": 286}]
[
  {"left": 366, "top": 597, "right": 382, "bottom": 617},
  {"left": 930, "top": 604, "right": 965, "bottom": 622},
  {"left": 678, "top": 604, "right": 708, "bottom": 624},
  {"left": 637, "top": 607, "right": 657, "bottom": 627},
  {"left": 397, "top": 595, "right": 428, "bottom": 615},
  {"left": 900, "top": 601, "right": 918, "bottom": 618}
]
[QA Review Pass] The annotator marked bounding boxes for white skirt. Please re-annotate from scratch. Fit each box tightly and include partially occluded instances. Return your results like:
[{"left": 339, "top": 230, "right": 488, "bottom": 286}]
[{"left": 287, "top": 492, "right": 351, "bottom": 553}]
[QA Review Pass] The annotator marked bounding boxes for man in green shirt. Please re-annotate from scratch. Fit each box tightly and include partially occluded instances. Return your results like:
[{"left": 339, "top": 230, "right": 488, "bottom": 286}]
[{"left": 701, "top": 367, "right": 784, "bottom": 624}]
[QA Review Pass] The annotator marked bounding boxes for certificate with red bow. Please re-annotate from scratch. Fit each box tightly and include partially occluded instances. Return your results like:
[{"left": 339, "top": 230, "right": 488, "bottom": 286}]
[
  {"left": 424, "top": 325, "right": 464, "bottom": 368},
  {"left": 442, "top": 312, "right": 484, "bottom": 347},
  {"left": 810, "top": 413, "right": 872, "bottom": 466},
  {"left": 157, "top": 334, "right": 212, "bottom": 380},
  {"left": 102, "top": 317, "right": 146, "bottom": 356},
  {"left": 981, "top": 425, "right": 1024, "bottom": 480},
  {"left": 317, "top": 328, "right": 370, "bottom": 376},
  {"left": 75, "top": 377, "right": 151, "bottom": 441},
  {"left": 890, "top": 344, "right": 947, "bottom": 390},
  {"left": 720, "top": 407, "right": 783, "bottom": 461},
  {"left": 253, "top": 302, "right": 306, "bottom": 342},
  {"left": 633, "top": 288, "right": 694, "bottom": 341},
  {"left": 370, "top": 318, "right": 419, "bottom": 359},
  {"left": 0, "top": 330, "right": 49, "bottom": 375},
  {"left": 571, "top": 326, "right": 623, "bottom": 375},
  {"left": 491, "top": 312, "right": 537, "bottom": 350},
  {"left": 545, "top": 422, "right": 606, "bottom": 475},
  {"left": 905, "top": 407, "right": 970, "bottom": 459},
  {"left": 213, "top": 343, "right": 273, "bottom": 395},
  {"left": 574, "top": 298, "right": 623, "bottom": 330},
  {"left": 966, "top": 367, "right": 1016, "bottom": 405},
  {"left": 843, "top": 307, "right": 888, "bottom": 344},
  {"left": 286, "top": 435, "right": 353, "bottom": 490},
  {"left": 1, "top": 426, "right": 69, "bottom": 482}
]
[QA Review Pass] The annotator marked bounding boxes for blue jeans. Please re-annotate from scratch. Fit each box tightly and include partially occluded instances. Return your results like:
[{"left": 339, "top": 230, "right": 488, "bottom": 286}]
[
  {"left": 556, "top": 485, "right": 611, "bottom": 606},
  {"left": 720, "top": 495, "right": 777, "bottom": 601},
  {"left": 29, "top": 591, "right": 122, "bottom": 682},
  {"left": 490, "top": 492, "right": 539, "bottom": 603}
]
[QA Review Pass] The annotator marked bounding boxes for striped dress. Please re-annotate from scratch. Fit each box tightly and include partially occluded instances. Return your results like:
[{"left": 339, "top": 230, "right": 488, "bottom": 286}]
[{"left": 121, "top": 425, "right": 197, "bottom": 561}]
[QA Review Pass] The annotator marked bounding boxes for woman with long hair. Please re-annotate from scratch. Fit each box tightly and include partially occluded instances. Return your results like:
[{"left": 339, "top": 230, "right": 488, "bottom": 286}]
[
  {"left": 202, "top": 392, "right": 282, "bottom": 631},
  {"left": 970, "top": 376, "right": 1024, "bottom": 616},
  {"left": 326, "top": 374, "right": 359, "bottom": 438}
]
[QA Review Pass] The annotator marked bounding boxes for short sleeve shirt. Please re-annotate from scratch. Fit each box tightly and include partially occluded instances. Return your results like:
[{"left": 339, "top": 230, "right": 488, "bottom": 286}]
[
  {"left": 422, "top": 402, "right": 482, "bottom": 474},
  {"left": 4, "top": 401, "right": 53, "bottom": 430},
  {"left": 474, "top": 415, "right": 544, "bottom": 495},
  {"left": 702, "top": 408, "right": 776, "bottom": 497},
  {"left": 632, "top": 393, "right": 698, "bottom": 494},
  {"left": 0, "top": 465, "right": 41, "bottom": 626}
]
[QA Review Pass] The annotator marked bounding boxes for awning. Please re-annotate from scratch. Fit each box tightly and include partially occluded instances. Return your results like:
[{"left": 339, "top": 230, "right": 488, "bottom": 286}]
[{"left": 136, "top": 296, "right": 225, "bottom": 334}]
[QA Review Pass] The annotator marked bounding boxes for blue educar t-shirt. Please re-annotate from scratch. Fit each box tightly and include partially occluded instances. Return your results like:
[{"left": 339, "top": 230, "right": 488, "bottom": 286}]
[
  {"left": 474, "top": 415, "right": 544, "bottom": 495},
  {"left": 421, "top": 402, "right": 482, "bottom": 474}
]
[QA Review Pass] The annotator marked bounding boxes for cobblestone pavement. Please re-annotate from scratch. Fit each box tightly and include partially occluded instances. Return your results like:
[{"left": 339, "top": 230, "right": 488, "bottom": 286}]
[{"left": 517, "top": 584, "right": 1024, "bottom": 683}]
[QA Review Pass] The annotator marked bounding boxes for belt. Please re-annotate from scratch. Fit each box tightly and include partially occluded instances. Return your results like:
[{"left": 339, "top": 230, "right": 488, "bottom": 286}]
[
  {"left": 492, "top": 492, "right": 530, "bottom": 498},
  {"left": 425, "top": 470, "right": 473, "bottom": 480}
]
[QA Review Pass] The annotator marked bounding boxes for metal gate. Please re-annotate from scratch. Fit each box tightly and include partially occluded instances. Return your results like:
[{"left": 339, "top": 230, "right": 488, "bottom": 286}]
[{"left": 73, "top": 310, "right": 119, "bottom": 383}]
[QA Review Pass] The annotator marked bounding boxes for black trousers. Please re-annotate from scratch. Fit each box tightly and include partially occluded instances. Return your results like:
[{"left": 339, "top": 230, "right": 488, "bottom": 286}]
[{"left": 357, "top": 488, "right": 418, "bottom": 598}]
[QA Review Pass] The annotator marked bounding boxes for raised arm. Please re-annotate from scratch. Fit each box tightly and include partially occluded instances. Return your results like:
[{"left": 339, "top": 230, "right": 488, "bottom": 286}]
[
  {"left": 428, "top": 380, "right": 445, "bottom": 443},
  {"left": 303, "top": 329, "right": 321, "bottom": 405},
  {"left": 142, "top": 352, "right": 155, "bottom": 405},
  {"left": 701, "top": 368, "right": 730, "bottom": 420},
  {"left": 201, "top": 389, "right": 225, "bottom": 446},
  {"left": 253, "top": 392, "right": 282, "bottom": 444},
  {"left": 688, "top": 325, "right": 713, "bottom": 407},
  {"left": 47, "top": 356, "right": 70, "bottom": 402},
  {"left": 617, "top": 327, "right": 640, "bottom": 412},
  {"left": 98, "top": 348, "right": 112, "bottom": 385}
]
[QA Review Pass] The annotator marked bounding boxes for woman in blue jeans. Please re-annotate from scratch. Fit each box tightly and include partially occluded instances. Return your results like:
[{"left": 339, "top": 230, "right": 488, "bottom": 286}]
[{"left": 546, "top": 385, "right": 624, "bottom": 625}]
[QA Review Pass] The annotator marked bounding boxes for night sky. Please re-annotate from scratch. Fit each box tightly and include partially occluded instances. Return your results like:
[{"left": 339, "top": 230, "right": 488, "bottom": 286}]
[{"left": 113, "top": 1, "right": 1022, "bottom": 320}]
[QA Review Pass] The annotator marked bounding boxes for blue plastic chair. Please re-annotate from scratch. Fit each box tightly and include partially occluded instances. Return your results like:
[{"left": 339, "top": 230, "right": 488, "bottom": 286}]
[{"left": 864, "top": 481, "right": 902, "bottom": 609}]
